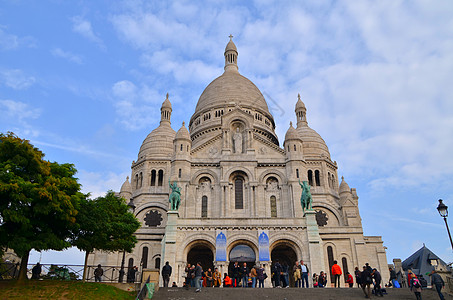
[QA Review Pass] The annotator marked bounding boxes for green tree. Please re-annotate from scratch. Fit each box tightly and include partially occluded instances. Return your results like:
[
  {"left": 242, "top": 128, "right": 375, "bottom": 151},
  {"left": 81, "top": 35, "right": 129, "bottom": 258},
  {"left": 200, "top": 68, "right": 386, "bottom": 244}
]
[
  {"left": 71, "top": 191, "right": 140, "bottom": 282},
  {"left": 0, "top": 132, "right": 84, "bottom": 282}
]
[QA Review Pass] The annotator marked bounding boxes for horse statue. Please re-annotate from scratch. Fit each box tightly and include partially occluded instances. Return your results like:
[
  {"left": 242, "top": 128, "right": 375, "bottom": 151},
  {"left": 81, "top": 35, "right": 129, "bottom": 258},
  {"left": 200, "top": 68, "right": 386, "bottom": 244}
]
[
  {"left": 299, "top": 180, "right": 313, "bottom": 212},
  {"left": 169, "top": 181, "right": 181, "bottom": 211}
]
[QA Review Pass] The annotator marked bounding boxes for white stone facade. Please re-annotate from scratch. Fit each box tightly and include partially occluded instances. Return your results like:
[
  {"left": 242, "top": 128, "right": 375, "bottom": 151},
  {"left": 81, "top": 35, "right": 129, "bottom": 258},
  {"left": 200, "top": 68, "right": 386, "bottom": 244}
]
[{"left": 89, "top": 37, "right": 389, "bottom": 286}]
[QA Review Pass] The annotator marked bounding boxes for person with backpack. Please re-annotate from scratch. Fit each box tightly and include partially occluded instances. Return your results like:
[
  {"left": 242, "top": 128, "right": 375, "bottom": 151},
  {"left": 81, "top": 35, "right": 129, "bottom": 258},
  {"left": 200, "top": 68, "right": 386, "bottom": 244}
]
[
  {"left": 411, "top": 276, "right": 422, "bottom": 300},
  {"left": 372, "top": 268, "right": 384, "bottom": 297},
  {"left": 361, "top": 265, "right": 373, "bottom": 298}
]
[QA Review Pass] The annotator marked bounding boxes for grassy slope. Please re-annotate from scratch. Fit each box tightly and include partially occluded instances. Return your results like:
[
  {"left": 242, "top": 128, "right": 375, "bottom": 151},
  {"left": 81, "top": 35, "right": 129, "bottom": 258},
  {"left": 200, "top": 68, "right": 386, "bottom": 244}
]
[{"left": 0, "top": 280, "right": 136, "bottom": 300}]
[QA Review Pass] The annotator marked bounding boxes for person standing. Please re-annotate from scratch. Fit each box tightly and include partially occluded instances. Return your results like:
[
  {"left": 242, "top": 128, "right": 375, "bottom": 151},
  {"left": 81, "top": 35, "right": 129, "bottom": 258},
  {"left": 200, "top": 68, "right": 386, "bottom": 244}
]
[
  {"left": 31, "top": 263, "right": 41, "bottom": 280},
  {"left": 162, "top": 261, "right": 172, "bottom": 288},
  {"left": 94, "top": 264, "right": 103, "bottom": 282},
  {"left": 213, "top": 267, "right": 221, "bottom": 287},
  {"left": 232, "top": 261, "right": 241, "bottom": 287},
  {"left": 318, "top": 271, "right": 327, "bottom": 288},
  {"left": 293, "top": 261, "right": 301, "bottom": 287},
  {"left": 331, "top": 260, "right": 342, "bottom": 288},
  {"left": 410, "top": 276, "right": 422, "bottom": 300},
  {"left": 274, "top": 260, "right": 282, "bottom": 288},
  {"left": 127, "top": 266, "right": 137, "bottom": 283},
  {"left": 184, "top": 264, "right": 191, "bottom": 288},
  {"left": 205, "top": 268, "right": 213, "bottom": 287},
  {"left": 241, "top": 262, "right": 249, "bottom": 287},
  {"left": 250, "top": 265, "right": 257, "bottom": 288},
  {"left": 300, "top": 260, "right": 309, "bottom": 288},
  {"left": 430, "top": 270, "right": 445, "bottom": 300},
  {"left": 257, "top": 265, "right": 266, "bottom": 288},
  {"left": 194, "top": 262, "right": 203, "bottom": 292},
  {"left": 355, "top": 267, "right": 362, "bottom": 288}
]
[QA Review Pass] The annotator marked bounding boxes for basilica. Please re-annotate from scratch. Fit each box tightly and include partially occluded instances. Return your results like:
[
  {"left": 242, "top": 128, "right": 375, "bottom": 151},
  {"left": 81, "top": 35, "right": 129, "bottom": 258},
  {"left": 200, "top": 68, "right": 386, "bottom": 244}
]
[{"left": 89, "top": 37, "right": 388, "bottom": 286}]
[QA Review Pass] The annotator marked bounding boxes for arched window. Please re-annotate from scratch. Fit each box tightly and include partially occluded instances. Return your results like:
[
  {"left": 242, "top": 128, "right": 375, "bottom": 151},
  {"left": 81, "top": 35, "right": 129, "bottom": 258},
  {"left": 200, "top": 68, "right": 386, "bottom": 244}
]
[
  {"left": 155, "top": 257, "right": 161, "bottom": 269},
  {"left": 294, "top": 144, "right": 296, "bottom": 151},
  {"left": 308, "top": 170, "right": 313, "bottom": 186},
  {"left": 332, "top": 175, "right": 335, "bottom": 188},
  {"left": 296, "top": 169, "right": 299, "bottom": 178},
  {"left": 135, "top": 174, "right": 139, "bottom": 189},
  {"left": 142, "top": 247, "right": 148, "bottom": 269},
  {"left": 151, "top": 170, "right": 156, "bottom": 186},
  {"left": 158, "top": 170, "right": 164, "bottom": 186},
  {"left": 315, "top": 170, "right": 321, "bottom": 186},
  {"left": 180, "top": 144, "right": 183, "bottom": 151},
  {"left": 270, "top": 196, "right": 277, "bottom": 218},
  {"left": 234, "top": 177, "right": 244, "bottom": 209},
  {"left": 327, "top": 246, "right": 335, "bottom": 283},
  {"left": 342, "top": 257, "right": 349, "bottom": 282},
  {"left": 128, "top": 258, "right": 134, "bottom": 269},
  {"left": 328, "top": 173, "right": 331, "bottom": 188},
  {"left": 202, "top": 196, "right": 208, "bottom": 217},
  {"left": 178, "top": 168, "right": 182, "bottom": 178},
  {"left": 139, "top": 172, "right": 143, "bottom": 188},
  {"left": 287, "top": 145, "right": 290, "bottom": 152}
]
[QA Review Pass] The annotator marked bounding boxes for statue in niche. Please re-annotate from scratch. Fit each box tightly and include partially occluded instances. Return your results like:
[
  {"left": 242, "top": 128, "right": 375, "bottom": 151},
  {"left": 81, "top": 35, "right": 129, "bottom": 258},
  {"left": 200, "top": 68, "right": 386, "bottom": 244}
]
[
  {"left": 169, "top": 181, "right": 181, "bottom": 211},
  {"left": 299, "top": 180, "right": 313, "bottom": 212},
  {"left": 233, "top": 128, "right": 243, "bottom": 153},
  {"left": 200, "top": 178, "right": 211, "bottom": 192},
  {"left": 267, "top": 179, "right": 278, "bottom": 191}
]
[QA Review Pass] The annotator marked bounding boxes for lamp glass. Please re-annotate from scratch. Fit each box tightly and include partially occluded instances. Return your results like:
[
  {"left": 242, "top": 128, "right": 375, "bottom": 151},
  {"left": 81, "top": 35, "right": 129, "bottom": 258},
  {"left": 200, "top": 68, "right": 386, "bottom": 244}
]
[{"left": 437, "top": 199, "right": 448, "bottom": 218}]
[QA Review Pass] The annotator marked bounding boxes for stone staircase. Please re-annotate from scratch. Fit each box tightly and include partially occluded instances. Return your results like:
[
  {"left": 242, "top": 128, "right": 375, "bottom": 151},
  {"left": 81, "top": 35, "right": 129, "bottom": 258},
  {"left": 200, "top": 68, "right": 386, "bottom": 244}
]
[{"left": 152, "top": 287, "right": 452, "bottom": 300}]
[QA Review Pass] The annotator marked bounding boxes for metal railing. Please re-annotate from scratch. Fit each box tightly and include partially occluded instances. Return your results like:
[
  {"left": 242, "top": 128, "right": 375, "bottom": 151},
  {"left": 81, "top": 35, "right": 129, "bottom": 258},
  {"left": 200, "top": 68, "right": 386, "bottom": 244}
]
[{"left": 0, "top": 262, "right": 141, "bottom": 283}]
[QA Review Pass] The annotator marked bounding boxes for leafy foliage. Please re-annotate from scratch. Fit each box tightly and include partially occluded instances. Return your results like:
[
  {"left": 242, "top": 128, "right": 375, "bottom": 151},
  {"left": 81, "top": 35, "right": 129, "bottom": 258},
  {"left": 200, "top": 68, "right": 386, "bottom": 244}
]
[{"left": 72, "top": 191, "right": 140, "bottom": 254}]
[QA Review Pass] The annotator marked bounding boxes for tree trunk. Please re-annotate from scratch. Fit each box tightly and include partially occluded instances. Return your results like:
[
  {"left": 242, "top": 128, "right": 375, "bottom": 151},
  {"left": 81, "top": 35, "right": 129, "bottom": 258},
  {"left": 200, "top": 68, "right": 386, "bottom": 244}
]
[
  {"left": 17, "top": 250, "right": 30, "bottom": 283},
  {"left": 82, "top": 251, "right": 89, "bottom": 283}
]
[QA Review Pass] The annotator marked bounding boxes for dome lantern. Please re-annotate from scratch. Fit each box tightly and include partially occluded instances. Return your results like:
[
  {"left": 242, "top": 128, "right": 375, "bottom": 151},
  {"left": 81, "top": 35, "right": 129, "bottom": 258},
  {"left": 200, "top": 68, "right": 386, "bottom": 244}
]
[{"left": 224, "top": 34, "right": 238, "bottom": 72}]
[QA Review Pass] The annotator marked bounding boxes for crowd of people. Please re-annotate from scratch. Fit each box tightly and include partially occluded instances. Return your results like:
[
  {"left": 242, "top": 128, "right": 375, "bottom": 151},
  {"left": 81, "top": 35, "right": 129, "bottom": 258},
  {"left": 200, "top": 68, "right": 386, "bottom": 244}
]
[{"left": 161, "top": 260, "right": 447, "bottom": 299}]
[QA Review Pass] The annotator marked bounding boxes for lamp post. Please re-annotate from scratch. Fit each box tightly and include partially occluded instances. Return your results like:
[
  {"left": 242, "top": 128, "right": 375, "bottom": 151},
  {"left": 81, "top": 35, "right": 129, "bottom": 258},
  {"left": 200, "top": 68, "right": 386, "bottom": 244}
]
[
  {"left": 118, "top": 199, "right": 136, "bottom": 283},
  {"left": 437, "top": 199, "right": 453, "bottom": 251}
]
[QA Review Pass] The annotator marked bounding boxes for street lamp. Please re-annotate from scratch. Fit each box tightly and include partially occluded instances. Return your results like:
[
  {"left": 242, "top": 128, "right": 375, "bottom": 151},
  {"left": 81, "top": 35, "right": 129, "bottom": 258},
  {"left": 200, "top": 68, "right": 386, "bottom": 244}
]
[
  {"left": 119, "top": 199, "right": 136, "bottom": 283},
  {"left": 437, "top": 199, "right": 453, "bottom": 251}
]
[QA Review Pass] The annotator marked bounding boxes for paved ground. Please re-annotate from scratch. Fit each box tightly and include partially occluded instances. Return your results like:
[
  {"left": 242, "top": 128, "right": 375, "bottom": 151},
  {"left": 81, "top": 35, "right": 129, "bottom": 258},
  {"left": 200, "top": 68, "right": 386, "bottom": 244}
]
[{"left": 152, "top": 287, "right": 452, "bottom": 300}]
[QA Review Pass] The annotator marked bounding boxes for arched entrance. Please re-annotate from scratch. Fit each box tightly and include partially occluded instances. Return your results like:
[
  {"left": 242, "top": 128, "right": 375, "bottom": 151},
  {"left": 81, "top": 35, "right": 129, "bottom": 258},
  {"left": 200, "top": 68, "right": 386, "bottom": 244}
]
[
  {"left": 271, "top": 244, "right": 297, "bottom": 287},
  {"left": 228, "top": 244, "right": 257, "bottom": 284},
  {"left": 187, "top": 245, "right": 214, "bottom": 271}
]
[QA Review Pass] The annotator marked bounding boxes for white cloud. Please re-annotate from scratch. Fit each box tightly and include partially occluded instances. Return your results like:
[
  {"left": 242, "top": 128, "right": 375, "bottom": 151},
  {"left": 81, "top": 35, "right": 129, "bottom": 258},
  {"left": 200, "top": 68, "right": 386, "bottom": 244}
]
[
  {"left": 0, "top": 69, "right": 36, "bottom": 89},
  {"left": 0, "top": 26, "right": 35, "bottom": 50},
  {"left": 111, "top": 80, "right": 162, "bottom": 131},
  {"left": 0, "top": 99, "right": 41, "bottom": 122},
  {"left": 71, "top": 16, "right": 104, "bottom": 47},
  {"left": 51, "top": 48, "right": 83, "bottom": 64},
  {"left": 78, "top": 170, "right": 130, "bottom": 198}
]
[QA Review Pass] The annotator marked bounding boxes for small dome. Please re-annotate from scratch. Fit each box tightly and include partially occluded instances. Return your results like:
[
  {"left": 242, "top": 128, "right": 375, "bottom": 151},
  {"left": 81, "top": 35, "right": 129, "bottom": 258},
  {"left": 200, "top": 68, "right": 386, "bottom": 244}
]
[
  {"left": 339, "top": 176, "right": 351, "bottom": 194},
  {"left": 225, "top": 35, "right": 237, "bottom": 53},
  {"left": 162, "top": 93, "right": 172, "bottom": 110},
  {"left": 138, "top": 123, "right": 176, "bottom": 159},
  {"left": 175, "top": 121, "right": 190, "bottom": 141},
  {"left": 284, "top": 122, "right": 299, "bottom": 141},
  {"left": 120, "top": 176, "right": 132, "bottom": 195},
  {"left": 295, "top": 93, "right": 306, "bottom": 110},
  {"left": 296, "top": 125, "right": 330, "bottom": 158}
]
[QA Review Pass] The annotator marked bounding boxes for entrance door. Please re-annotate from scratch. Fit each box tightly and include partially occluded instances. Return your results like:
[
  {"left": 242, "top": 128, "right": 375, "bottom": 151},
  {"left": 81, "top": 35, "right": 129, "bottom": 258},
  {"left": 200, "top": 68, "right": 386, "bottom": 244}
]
[
  {"left": 187, "top": 245, "right": 214, "bottom": 271},
  {"left": 228, "top": 244, "right": 256, "bottom": 286},
  {"left": 271, "top": 244, "right": 297, "bottom": 287}
]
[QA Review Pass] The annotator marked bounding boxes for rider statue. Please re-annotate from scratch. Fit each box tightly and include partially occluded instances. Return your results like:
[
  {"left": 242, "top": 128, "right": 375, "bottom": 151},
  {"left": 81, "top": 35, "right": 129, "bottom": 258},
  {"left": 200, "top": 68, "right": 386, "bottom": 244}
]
[
  {"left": 299, "top": 180, "right": 313, "bottom": 212},
  {"left": 169, "top": 181, "right": 181, "bottom": 211}
]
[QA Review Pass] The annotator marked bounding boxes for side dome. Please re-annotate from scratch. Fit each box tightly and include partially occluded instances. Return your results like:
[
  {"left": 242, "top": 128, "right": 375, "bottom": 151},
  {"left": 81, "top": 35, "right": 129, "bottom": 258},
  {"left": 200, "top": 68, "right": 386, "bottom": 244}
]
[
  {"left": 296, "top": 125, "right": 330, "bottom": 158},
  {"left": 138, "top": 123, "right": 176, "bottom": 159},
  {"left": 284, "top": 122, "right": 299, "bottom": 141},
  {"left": 339, "top": 176, "right": 351, "bottom": 194},
  {"left": 175, "top": 121, "right": 190, "bottom": 141}
]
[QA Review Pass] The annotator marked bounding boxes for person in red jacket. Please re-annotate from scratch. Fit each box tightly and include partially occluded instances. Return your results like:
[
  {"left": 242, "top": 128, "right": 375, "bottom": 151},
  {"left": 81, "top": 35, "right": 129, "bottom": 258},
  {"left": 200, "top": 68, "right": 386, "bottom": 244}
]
[
  {"left": 331, "top": 260, "right": 342, "bottom": 288},
  {"left": 346, "top": 272, "right": 354, "bottom": 288},
  {"left": 223, "top": 273, "right": 233, "bottom": 287}
]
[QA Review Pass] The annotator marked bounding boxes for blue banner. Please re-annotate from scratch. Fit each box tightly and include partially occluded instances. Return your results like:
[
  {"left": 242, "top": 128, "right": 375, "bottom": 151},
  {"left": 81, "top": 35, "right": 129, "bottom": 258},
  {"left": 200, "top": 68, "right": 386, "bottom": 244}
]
[
  {"left": 258, "top": 231, "right": 270, "bottom": 261},
  {"left": 215, "top": 231, "right": 227, "bottom": 261}
]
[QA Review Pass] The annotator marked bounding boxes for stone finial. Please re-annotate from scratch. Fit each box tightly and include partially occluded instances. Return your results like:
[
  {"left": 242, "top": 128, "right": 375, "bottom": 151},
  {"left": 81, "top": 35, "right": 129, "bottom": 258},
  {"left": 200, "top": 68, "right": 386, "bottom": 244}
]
[
  {"left": 298, "top": 93, "right": 301, "bottom": 101},
  {"left": 166, "top": 92, "right": 169, "bottom": 99},
  {"left": 126, "top": 176, "right": 129, "bottom": 180},
  {"left": 290, "top": 121, "right": 293, "bottom": 127},
  {"left": 342, "top": 176, "right": 344, "bottom": 180},
  {"left": 182, "top": 121, "right": 185, "bottom": 126},
  {"left": 229, "top": 34, "right": 233, "bottom": 40}
]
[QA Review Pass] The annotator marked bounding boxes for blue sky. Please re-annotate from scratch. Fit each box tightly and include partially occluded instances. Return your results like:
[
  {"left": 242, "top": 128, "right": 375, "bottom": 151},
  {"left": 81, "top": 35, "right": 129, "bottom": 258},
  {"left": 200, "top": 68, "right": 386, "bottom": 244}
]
[{"left": 1, "top": 0, "right": 453, "bottom": 267}]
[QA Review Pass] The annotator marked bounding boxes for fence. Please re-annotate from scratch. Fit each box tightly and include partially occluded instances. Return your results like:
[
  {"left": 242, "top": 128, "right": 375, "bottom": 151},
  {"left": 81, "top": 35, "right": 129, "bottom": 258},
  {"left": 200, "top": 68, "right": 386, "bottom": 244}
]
[{"left": 0, "top": 262, "right": 141, "bottom": 283}]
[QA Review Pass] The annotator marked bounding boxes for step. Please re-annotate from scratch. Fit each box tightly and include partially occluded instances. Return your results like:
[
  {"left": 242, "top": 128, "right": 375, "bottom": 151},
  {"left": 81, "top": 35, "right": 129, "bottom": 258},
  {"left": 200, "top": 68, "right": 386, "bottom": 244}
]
[{"left": 152, "top": 287, "right": 452, "bottom": 300}]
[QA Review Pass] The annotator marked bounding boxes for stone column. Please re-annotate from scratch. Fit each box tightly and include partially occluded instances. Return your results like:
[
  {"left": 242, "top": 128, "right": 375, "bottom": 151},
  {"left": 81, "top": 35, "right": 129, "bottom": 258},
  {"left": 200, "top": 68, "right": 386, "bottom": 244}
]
[
  {"left": 160, "top": 211, "right": 179, "bottom": 287},
  {"left": 304, "top": 210, "right": 325, "bottom": 277},
  {"left": 261, "top": 261, "right": 273, "bottom": 287}
]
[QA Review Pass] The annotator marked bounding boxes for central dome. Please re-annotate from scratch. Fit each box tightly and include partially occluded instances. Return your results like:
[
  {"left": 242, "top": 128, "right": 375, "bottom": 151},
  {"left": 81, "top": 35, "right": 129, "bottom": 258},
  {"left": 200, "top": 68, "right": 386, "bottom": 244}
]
[{"left": 194, "top": 71, "right": 270, "bottom": 115}]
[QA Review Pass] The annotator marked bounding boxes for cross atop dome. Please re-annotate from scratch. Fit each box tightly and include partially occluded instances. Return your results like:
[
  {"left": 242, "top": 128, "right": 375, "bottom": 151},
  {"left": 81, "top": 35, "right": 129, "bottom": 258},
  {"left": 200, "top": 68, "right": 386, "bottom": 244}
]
[{"left": 224, "top": 35, "right": 238, "bottom": 72}]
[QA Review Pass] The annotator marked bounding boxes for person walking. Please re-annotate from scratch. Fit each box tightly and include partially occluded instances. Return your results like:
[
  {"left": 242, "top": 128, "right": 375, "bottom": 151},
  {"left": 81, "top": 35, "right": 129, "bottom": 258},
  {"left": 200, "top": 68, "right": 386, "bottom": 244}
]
[
  {"left": 331, "top": 260, "right": 342, "bottom": 288},
  {"left": 361, "top": 266, "right": 372, "bottom": 298},
  {"left": 162, "top": 261, "right": 172, "bottom": 287},
  {"left": 372, "top": 268, "right": 384, "bottom": 297},
  {"left": 389, "top": 267, "right": 398, "bottom": 288},
  {"left": 430, "top": 270, "right": 445, "bottom": 300},
  {"left": 300, "top": 260, "right": 309, "bottom": 288},
  {"left": 94, "top": 264, "right": 103, "bottom": 282},
  {"left": 355, "top": 267, "right": 362, "bottom": 288},
  {"left": 410, "top": 276, "right": 422, "bottom": 300},
  {"left": 194, "top": 262, "right": 203, "bottom": 292}
]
